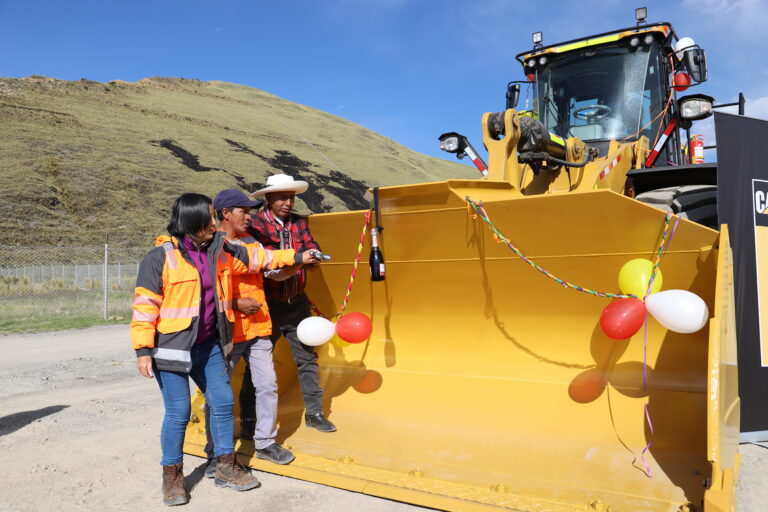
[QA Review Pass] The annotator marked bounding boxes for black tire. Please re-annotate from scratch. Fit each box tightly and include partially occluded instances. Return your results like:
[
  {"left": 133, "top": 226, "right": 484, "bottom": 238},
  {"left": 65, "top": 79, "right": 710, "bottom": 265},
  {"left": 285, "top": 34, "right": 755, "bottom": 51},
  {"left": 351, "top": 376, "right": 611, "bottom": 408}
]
[{"left": 635, "top": 185, "right": 718, "bottom": 229}]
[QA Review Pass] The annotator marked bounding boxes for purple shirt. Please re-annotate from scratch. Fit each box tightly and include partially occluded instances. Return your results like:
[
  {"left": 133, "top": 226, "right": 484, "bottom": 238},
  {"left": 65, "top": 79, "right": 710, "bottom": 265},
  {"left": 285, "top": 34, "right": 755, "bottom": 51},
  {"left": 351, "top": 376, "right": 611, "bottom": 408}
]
[{"left": 181, "top": 236, "right": 217, "bottom": 343}]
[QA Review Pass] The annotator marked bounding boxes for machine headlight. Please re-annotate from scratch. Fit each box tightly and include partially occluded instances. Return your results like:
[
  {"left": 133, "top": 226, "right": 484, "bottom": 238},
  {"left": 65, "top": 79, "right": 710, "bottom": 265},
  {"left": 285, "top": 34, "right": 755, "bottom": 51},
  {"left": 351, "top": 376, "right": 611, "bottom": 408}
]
[
  {"left": 538, "top": 56, "right": 547, "bottom": 65},
  {"left": 678, "top": 94, "right": 714, "bottom": 121},
  {"left": 644, "top": 34, "right": 654, "bottom": 45},
  {"left": 439, "top": 134, "right": 460, "bottom": 153},
  {"left": 527, "top": 59, "right": 536, "bottom": 68},
  {"left": 629, "top": 36, "right": 639, "bottom": 47}
]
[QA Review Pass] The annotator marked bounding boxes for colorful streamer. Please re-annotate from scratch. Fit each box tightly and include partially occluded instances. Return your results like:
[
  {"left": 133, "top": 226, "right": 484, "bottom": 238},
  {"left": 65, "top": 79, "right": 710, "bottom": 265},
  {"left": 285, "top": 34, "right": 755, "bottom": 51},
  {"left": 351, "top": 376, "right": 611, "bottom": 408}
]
[
  {"left": 308, "top": 209, "right": 372, "bottom": 319},
  {"left": 337, "top": 210, "right": 372, "bottom": 318},
  {"left": 466, "top": 197, "right": 638, "bottom": 299}
]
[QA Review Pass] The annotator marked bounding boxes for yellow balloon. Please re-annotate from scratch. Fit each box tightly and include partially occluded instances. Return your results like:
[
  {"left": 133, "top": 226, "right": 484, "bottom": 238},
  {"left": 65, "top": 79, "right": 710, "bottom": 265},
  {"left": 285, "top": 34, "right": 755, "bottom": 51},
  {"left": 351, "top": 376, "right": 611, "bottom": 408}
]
[
  {"left": 330, "top": 335, "right": 352, "bottom": 348},
  {"left": 618, "top": 259, "right": 663, "bottom": 297}
]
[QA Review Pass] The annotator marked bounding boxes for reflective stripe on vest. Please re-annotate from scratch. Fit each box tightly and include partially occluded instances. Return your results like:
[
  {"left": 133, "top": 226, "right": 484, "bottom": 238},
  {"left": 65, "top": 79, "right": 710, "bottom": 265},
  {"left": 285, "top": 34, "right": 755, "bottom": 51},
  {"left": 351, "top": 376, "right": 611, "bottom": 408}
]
[
  {"left": 151, "top": 347, "right": 192, "bottom": 363},
  {"left": 254, "top": 245, "right": 272, "bottom": 270},
  {"left": 163, "top": 242, "right": 178, "bottom": 269},
  {"left": 159, "top": 305, "right": 200, "bottom": 319},
  {"left": 218, "top": 298, "right": 233, "bottom": 312},
  {"left": 133, "top": 294, "right": 161, "bottom": 307},
  {"left": 132, "top": 309, "right": 158, "bottom": 323}
]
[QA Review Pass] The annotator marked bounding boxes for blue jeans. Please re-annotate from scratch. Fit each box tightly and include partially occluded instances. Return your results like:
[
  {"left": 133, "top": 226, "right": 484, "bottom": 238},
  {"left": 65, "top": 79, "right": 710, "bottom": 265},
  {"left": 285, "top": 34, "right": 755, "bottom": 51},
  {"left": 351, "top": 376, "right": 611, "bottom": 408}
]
[{"left": 155, "top": 337, "right": 234, "bottom": 465}]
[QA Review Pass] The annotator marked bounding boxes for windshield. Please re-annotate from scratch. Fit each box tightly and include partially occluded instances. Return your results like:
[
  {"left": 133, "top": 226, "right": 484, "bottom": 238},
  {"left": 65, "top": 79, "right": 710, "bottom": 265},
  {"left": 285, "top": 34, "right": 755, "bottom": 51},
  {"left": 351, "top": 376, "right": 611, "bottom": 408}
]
[{"left": 535, "top": 42, "right": 662, "bottom": 143}]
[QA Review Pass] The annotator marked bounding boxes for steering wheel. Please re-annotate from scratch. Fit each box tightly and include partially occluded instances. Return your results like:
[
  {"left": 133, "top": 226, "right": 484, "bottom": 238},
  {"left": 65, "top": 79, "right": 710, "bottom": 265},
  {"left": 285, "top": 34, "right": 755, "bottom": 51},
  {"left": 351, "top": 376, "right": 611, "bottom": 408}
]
[{"left": 573, "top": 104, "right": 613, "bottom": 121}]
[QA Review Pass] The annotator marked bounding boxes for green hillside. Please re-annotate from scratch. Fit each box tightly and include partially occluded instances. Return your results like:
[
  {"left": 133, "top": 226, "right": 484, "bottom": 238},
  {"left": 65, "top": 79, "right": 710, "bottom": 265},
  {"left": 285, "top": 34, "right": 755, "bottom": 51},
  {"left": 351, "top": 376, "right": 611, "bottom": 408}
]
[{"left": 0, "top": 76, "right": 473, "bottom": 247}]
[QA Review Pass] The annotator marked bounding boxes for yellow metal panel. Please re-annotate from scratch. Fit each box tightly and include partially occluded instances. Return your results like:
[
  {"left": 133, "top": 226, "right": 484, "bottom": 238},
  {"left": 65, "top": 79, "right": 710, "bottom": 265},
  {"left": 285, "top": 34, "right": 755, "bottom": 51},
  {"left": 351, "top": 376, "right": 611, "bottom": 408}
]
[{"left": 702, "top": 226, "right": 740, "bottom": 511}]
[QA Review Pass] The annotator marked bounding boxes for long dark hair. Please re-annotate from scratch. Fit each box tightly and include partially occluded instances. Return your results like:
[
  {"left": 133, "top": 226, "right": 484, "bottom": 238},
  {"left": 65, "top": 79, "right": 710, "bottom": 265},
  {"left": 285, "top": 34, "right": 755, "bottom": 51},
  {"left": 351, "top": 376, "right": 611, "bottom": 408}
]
[{"left": 167, "top": 193, "right": 213, "bottom": 239}]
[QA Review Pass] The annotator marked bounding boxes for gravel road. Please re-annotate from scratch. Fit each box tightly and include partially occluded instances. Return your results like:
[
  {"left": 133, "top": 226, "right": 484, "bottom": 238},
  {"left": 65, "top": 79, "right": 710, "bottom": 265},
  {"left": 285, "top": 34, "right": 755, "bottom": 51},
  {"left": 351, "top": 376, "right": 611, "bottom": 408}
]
[{"left": 0, "top": 325, "right": 765, "bottom": 511}]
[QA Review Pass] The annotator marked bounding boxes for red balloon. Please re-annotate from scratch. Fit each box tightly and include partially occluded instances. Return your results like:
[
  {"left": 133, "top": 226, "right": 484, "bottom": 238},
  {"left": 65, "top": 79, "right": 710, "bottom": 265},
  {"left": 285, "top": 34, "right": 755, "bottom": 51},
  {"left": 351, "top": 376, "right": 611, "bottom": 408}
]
[
  {"left": 335, "top": 312, "right": 372, "bottom": 344},
  {"left": 599, "top": 298, "right": 646, "bottom": 340},
  {"left": 673, "top": 72, "right": 691, "bottom": 92}
]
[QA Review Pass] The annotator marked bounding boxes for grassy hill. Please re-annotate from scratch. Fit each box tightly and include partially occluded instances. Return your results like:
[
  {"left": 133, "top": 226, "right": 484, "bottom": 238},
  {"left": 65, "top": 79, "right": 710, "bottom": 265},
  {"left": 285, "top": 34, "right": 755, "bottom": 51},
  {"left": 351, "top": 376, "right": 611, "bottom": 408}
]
[{"left": 0, "top": 76, "right": 473, "bottom": 247}]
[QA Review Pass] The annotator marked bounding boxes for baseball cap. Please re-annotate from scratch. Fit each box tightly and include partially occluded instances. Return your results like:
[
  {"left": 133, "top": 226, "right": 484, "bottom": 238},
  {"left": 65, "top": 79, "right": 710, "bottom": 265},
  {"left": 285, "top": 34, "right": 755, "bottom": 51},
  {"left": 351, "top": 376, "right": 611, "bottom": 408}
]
[{"left": 213, "top": 189, "right": 264, "bottom": 212}]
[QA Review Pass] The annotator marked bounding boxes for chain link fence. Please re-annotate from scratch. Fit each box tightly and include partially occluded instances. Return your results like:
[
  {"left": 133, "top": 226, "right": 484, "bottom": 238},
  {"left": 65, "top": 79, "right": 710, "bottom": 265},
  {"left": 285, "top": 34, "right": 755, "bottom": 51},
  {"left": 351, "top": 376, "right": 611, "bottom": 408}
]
[{"left": 0, "top": 244, "right": 148, "bottom": 333}]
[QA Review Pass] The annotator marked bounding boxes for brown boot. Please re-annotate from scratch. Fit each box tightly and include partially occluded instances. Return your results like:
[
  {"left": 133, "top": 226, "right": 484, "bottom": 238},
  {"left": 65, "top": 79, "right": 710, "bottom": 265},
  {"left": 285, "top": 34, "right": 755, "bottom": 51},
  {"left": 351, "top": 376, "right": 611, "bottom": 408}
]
[
  {"left": 162, "top": 463, "right": 188, "bottom": 506},
  {"left": 214, "top": 452, "right": 260, "bottom": 491}
]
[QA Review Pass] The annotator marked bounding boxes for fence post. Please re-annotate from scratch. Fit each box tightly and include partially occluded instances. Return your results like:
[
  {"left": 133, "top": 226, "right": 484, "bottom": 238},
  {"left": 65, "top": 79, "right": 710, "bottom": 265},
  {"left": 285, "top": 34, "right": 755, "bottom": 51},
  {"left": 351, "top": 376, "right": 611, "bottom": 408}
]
[{"left": 103, "top": 235, "right": 109, "bottom": 320}]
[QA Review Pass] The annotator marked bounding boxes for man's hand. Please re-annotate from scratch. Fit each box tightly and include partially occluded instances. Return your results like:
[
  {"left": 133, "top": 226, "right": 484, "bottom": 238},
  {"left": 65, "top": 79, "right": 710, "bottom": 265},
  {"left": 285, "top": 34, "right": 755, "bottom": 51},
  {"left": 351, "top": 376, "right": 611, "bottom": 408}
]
[
  {"left": 235, "top": 297, "right": 262, "bottom": 315},
  {"left": 301, "top": 251, "right": 321, "bottom": 265},
  {"left": 137, "top": 355, "right": 154, "bottom": 378}
]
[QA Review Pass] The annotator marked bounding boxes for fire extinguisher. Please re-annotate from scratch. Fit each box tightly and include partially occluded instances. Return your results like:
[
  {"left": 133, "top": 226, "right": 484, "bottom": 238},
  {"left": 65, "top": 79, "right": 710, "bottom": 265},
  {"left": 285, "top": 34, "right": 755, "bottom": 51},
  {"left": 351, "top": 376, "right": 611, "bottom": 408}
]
[{"left": 690, "top": 134, "right": 704, "bottom": 164}]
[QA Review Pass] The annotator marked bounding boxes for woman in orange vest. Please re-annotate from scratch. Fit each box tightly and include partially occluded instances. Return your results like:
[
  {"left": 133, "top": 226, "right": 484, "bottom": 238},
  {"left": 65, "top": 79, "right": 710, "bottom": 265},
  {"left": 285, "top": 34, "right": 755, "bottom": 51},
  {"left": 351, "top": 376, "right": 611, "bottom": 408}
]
[{"left": 131, "top": 193, "right": 318, "bottom": 506}]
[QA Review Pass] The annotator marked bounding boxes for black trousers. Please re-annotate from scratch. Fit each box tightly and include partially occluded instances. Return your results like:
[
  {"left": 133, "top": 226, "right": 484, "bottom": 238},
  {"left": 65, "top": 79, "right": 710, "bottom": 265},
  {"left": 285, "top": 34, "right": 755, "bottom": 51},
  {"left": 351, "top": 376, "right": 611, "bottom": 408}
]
[{"left": 267, "top": 296, "right": 324, "bottom": 414}]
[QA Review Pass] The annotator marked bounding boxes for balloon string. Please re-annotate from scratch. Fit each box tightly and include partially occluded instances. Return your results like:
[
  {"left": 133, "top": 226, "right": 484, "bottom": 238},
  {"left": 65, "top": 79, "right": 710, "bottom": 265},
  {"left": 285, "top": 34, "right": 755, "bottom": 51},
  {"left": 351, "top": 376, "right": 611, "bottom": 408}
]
[
  {"left": 639, "top": 213, "right": 680, "bottom": 478},
  {"left": 640, "top": 400, "right": 655, "bottom": 477},
  {"left": 466, "top": 197, "right": 636, "bottom": 299}
]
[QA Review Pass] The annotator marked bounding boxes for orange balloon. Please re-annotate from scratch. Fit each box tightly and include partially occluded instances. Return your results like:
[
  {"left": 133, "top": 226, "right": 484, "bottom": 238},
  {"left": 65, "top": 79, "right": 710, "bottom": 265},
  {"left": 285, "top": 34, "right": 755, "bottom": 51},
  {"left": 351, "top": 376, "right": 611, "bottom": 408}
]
[
  {"left": 568, "top": 369, "right": 606, "bottom": 404},
  {"left": 353, "top": 370, "right": 383, "bottom": 394}
]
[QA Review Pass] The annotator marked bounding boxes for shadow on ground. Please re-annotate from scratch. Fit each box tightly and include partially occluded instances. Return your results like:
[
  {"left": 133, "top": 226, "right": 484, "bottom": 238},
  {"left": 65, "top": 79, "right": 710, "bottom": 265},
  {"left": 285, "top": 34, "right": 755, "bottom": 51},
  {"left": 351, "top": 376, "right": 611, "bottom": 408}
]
[{"left": 0, "top": 405, "right": 69, "bottom": 436}]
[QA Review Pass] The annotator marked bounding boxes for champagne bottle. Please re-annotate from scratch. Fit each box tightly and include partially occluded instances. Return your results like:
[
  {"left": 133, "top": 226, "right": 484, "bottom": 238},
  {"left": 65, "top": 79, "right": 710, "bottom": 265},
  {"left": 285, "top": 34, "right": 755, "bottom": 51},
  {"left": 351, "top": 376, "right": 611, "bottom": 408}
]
[{"left": 369, "top": 227, "right": 385, "bottom": 281}]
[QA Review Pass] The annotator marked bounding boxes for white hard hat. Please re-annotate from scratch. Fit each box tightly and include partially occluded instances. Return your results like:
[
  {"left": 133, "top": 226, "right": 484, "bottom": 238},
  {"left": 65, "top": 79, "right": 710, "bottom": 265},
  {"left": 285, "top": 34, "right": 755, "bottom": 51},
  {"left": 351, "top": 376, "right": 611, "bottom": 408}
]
[{"left": 674, "top": 37, "right": 695, "bottom": 58}]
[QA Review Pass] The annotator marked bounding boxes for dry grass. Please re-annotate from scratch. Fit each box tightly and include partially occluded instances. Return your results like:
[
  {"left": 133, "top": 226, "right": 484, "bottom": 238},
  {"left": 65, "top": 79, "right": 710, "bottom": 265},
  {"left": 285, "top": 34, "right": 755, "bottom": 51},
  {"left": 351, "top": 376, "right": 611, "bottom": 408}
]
[{"left": 0, "top": 76, "right": 473, "bottom": 247}]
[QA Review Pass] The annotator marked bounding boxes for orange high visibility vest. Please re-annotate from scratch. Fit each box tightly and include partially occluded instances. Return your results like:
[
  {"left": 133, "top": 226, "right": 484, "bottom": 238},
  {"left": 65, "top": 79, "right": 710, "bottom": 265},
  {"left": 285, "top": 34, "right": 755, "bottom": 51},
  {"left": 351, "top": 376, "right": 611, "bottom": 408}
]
[{"left": 227, "top": 234, "right": 283, "bottom": 342}]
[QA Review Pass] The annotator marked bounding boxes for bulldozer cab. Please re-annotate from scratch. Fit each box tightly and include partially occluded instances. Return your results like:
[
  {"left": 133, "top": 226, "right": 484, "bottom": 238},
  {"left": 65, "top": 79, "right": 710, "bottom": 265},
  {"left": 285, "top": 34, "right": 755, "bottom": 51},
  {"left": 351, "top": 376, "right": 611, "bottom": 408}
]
[{"left": 518, "top": 24, "right": 681, "bottom": 163}]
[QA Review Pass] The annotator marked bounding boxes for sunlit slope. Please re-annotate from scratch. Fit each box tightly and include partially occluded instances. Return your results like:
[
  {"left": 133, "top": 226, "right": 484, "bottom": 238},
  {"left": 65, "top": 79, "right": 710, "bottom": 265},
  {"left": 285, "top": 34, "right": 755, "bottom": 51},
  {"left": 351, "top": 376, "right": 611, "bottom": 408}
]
[{"left": 0, "top": 76, "right": 472, "bottom": 246}]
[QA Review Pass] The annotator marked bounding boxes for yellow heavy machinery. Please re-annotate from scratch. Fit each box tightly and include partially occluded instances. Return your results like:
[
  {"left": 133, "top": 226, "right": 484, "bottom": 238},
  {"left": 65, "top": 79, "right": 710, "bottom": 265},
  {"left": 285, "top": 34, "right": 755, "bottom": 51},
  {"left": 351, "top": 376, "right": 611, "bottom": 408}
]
[{"left": 185, "top": 9, "right": 740, "bottom": 511}]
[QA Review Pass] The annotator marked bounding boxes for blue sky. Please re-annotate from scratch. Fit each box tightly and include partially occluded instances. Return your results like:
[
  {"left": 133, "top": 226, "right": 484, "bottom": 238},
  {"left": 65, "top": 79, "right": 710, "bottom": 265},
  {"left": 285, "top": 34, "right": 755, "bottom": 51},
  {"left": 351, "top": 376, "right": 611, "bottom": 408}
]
[{"left": 1, "top": 0, "right": 766, "bottom": 165}]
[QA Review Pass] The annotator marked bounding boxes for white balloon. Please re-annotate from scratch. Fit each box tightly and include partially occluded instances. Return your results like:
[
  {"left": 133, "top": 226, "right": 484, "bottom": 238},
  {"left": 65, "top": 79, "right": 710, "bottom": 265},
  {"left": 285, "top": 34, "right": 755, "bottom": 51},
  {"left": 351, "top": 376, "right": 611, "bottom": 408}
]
[
  {"left": 645, "top": 289, "right": 709, "bottom": 334},
  {"left": 296, "top": 316, "right": 336, "bottom": 346}
]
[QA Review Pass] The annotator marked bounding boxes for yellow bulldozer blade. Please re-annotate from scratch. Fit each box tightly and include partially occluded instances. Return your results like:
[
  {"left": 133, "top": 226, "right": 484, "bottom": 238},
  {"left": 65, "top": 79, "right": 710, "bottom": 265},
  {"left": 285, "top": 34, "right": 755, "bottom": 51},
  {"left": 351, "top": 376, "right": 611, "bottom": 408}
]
[{"left": 184, "top": 180, "right": 739, "bottom": 512}]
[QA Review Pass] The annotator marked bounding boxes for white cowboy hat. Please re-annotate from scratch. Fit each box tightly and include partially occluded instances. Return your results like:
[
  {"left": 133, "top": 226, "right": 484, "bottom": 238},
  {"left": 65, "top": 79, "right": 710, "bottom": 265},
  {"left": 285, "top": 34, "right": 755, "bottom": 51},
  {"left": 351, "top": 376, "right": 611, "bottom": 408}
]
[{"left": 250, "top": 174, "right": 309, "bottom": 198}]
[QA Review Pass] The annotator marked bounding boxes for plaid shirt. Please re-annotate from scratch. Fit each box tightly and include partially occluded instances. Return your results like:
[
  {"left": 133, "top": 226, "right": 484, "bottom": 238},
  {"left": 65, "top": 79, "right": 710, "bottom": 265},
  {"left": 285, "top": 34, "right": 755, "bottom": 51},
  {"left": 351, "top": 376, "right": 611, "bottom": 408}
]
[{"left": 248, "top": 210, "right": 320, "bottom": 302}]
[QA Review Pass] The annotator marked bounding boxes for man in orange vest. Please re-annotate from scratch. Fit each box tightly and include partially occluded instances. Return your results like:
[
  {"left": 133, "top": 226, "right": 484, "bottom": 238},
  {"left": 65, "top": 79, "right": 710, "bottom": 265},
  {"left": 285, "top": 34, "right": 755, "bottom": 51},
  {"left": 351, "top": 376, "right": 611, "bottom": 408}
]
[{"left": 204, "top": 189, "right": 316, "bottom": 471}]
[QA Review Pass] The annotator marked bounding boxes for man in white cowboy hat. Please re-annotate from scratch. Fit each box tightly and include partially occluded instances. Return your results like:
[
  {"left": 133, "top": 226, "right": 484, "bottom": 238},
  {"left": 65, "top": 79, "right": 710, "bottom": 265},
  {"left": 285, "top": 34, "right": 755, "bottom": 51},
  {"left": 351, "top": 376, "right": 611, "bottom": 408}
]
[{"left": 248, "top": 174, "right": 337, "bottom": 433}]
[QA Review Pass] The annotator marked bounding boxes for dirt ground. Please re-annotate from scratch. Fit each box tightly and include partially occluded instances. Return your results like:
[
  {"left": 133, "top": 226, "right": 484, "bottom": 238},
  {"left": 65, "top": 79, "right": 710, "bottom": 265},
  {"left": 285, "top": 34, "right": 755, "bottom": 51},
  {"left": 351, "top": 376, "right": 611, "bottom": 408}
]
[{"left": 0, "top": 325, "right": 765, "bottom": 512}]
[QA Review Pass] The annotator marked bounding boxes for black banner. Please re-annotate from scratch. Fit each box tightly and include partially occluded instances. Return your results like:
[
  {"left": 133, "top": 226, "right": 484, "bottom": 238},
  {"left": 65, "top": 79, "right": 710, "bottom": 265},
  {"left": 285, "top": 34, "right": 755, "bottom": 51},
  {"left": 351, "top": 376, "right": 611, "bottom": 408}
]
[{"left": 715, "top": 111, "right": 768, "bottom": 438}]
